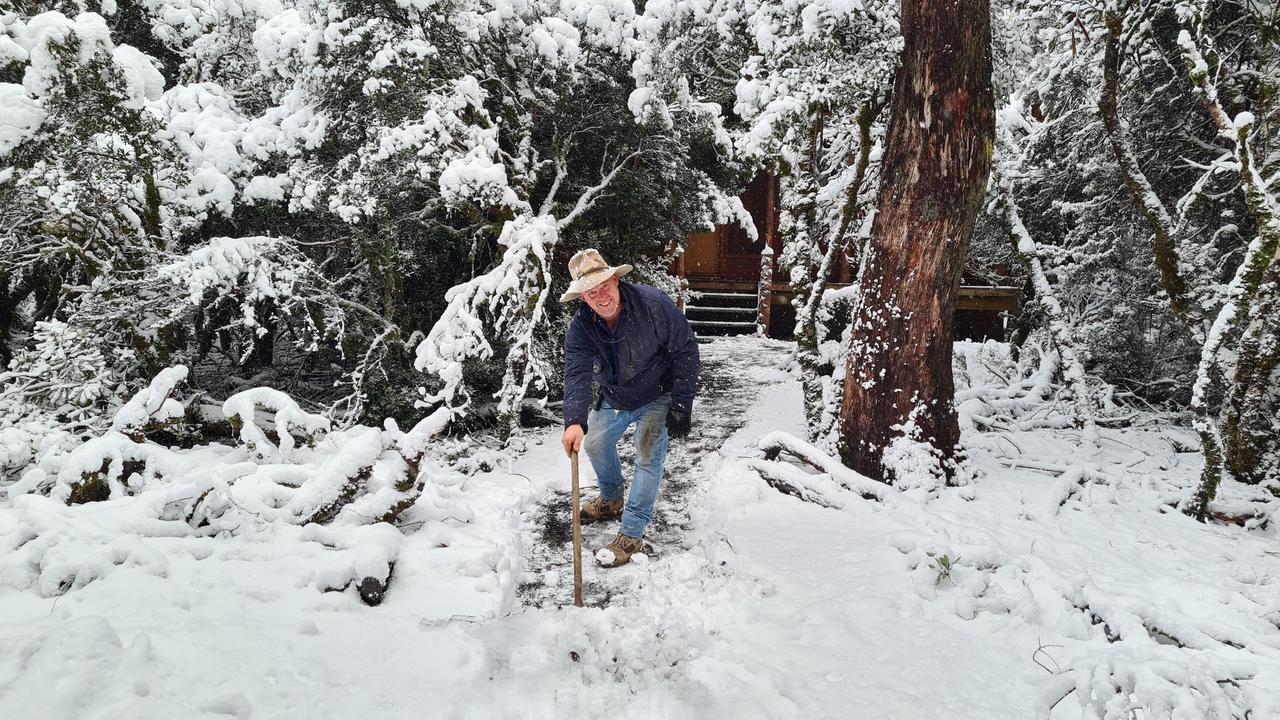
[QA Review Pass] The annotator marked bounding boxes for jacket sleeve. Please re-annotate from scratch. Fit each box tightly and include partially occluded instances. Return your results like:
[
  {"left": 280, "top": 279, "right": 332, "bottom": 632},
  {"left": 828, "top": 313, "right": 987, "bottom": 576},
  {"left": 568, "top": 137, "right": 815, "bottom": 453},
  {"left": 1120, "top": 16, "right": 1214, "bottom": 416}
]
[
  {"left": 661, "top": 296, "right": 700, "bottom": 415},
  {"left": 563, "top": 315, "right": 595, "bottom": 431}
]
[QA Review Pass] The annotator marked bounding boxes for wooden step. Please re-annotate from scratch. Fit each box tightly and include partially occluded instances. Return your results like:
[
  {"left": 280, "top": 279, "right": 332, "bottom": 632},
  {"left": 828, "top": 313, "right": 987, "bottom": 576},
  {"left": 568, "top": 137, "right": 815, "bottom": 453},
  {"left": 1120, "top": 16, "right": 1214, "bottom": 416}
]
[
  {"left": 685, "top": 306, "right": 756, "bottom": 320},
  {"left": 693, "top": 291, "right": 757, "bottom": 300},
  {"left": 685, "top": 292, "right": 758, "bottom": 309},
  {"left": 690, "top": 319, "right": 757, "bottom": 337}
]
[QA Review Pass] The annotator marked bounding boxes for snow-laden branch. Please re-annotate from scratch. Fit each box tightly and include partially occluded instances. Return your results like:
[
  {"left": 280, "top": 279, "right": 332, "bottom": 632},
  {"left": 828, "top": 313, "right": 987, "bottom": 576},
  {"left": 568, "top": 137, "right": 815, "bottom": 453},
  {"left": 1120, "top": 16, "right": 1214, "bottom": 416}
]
[
  {"left": 538, "top": 151, "right": 569, "bottom": 217},
  {"left": 557, "top": 148, "right": 643, "bottom": 230},
  {"left": 1037, "top": 645, "right": 1260, "bottom": 720},
  {"left": 222, "top": 387, "right": 331, "bottom": 463},
  {"left": 994, "top": 107, "right": 1098, "bottom": 447},
  {"left": 416, "top": 129, "right": 647, "bottom": 435},
  {"left": 110, "top": 366, "right": 189, "bottom": 441},
  {"left": 414, "top": 214, "right": 559, "bottom": 418}
]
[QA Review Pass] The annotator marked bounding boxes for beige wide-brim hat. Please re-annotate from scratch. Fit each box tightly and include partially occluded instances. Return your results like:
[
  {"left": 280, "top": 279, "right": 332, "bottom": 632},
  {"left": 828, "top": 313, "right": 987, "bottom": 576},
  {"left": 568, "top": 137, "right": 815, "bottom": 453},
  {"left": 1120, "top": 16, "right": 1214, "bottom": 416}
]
[{"left": 559, "top": 248, "right": 633, "bottom": 302}]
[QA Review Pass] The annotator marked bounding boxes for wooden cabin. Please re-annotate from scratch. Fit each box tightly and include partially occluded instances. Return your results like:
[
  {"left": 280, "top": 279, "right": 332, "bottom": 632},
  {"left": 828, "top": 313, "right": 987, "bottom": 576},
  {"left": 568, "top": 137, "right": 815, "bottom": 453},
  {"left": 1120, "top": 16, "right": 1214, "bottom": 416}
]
[{"left": 673, "top": 173, "right": 1020, "bottom": 340}]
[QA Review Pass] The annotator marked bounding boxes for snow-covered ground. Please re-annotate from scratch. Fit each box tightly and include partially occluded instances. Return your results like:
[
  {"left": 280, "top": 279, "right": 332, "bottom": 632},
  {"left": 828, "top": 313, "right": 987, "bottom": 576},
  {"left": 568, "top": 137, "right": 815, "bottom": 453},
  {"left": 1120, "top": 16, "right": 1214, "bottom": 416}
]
[{"left": 2, "top": 336, "right": 1278, "bottom": 719}]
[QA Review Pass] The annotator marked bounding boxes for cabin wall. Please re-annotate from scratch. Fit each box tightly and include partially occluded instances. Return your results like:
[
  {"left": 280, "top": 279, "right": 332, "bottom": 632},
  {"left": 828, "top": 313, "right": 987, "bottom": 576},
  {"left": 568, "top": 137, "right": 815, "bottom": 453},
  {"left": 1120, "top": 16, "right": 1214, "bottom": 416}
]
[{"left": 679, "top": 172, "right": 1020, "bottom": 340}]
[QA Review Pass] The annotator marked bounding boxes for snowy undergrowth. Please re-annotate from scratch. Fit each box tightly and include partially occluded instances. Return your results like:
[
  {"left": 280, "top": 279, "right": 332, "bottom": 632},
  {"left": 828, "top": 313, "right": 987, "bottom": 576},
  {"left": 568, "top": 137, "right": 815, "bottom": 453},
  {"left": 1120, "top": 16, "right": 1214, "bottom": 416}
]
[
  {"left": 0, "top": 366, "right": 522, "bottom": 609},
  {"left": 727, "top": 341, "right": 1280, "bottom": 718}
]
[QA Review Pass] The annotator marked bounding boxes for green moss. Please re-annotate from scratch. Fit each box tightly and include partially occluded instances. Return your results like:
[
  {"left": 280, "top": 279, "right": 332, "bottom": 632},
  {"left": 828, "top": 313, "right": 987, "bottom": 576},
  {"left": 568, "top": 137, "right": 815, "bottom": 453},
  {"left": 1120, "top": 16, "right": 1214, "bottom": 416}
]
[
  {"left": 67, "top": 460, "right": 113, "bottom": 505},
  {"left": 375, "top": 493, "right": 419, "bottom": 524},
  {"left": 303, "top": 464, "right": 374, "bottom": 525},
  {"left": 1187, "top": 431, "right": 1225, "bottom": 522}
]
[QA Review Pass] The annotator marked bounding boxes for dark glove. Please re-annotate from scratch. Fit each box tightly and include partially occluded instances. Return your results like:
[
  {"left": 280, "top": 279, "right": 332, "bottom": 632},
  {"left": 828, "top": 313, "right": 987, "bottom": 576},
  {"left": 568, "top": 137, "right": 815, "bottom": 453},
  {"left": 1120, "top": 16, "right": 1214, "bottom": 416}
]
[{"left": 666, "top": 408, "right": 691, "bottom": 440}]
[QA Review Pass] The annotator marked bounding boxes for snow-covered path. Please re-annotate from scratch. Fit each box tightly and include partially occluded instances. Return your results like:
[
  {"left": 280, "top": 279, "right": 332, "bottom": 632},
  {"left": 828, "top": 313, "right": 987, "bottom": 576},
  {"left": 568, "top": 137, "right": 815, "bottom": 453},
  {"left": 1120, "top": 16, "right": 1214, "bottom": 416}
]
[
  {"left": 519, "top": 336, "right": 793, "bottom": 609},
  {"left": 2, "top": 336, "right": 1278, "bottom": 719}
]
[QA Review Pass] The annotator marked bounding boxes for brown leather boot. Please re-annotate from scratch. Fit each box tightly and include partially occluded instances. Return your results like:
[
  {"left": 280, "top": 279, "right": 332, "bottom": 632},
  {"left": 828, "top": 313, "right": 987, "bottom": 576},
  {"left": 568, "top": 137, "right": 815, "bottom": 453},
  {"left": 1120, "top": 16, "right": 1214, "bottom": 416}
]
[
  {"left": 596, "top": 533, "right": 646, "bottom": 568},
  {"left": 580, "top": 496, "right": 624, "bottom": 524}
]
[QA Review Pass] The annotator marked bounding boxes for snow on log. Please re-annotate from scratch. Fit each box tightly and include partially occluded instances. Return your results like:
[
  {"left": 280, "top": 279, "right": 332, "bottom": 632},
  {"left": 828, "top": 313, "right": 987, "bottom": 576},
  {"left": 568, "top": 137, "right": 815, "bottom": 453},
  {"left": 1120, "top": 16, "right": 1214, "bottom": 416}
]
[
  {"left": 331, "top": 448, "right": 419, "bottom": 527},
  {"left": 110, "top": 365, "right": 190, "bottom": 441},
  {"left": 743, "top": 458, "right": 850, "bottom": 510},
  {"left": 1, "top": 493, "right": 176, "bottom": 597},
  {"left": 1036, "top": 645, "right": 1264, "bottom": 720},
  {"left": 756, "top": 431, "right": 899, "bottom": 505},
  {"left": 1205, "top": 501, "right": 1271, "bottom": 530},
  {"left": 0, "top": 389, "right": 467, "bottom": 599},
  {"left": 1043, "top": 465, "right": 1107, "bottom": 517},
  {"left": 51, "top": 432, "right": 185, "bottom": 504},
  {"left": 1074, "top": 582, "right": 1278, "bottom": 655},
  {"left": 221, "top": 387, "right": 331, "bottom": 463},
  {"left": 303, "top": 522, "right": 402, "bottom": 607},
  {"left": 284, "top": 426, "right": 383, "bottom": 525}
]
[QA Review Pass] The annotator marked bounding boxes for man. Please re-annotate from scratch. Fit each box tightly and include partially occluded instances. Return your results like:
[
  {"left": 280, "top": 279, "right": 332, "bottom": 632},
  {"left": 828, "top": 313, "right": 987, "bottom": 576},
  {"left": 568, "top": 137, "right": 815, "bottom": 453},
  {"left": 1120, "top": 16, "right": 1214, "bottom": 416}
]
[{"left": 560, "top": 248, "right": 699, "bottom": 568}]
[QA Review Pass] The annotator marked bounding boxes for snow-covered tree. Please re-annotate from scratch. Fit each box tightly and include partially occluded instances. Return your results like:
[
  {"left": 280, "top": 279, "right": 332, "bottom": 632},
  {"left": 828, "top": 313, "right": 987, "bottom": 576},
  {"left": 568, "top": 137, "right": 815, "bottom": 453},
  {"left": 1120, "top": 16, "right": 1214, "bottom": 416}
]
[
  {"left": 838, "top": 0, "right": 995, "bottom": 485},
  {"left": 1175, "top": 10, "right": 1280, "bottom": 512},
  {"left": 1, "top": 11, "right": 184, "bottom": 368},
  {"left": 733, "top": 1, "right": 897, "bottom": 445},
  {"left": 2, "top": 2, "right": 741, "bottom": 436},
  {"left": 996, "top": 0, "right": 1279, "bottom": 508}
]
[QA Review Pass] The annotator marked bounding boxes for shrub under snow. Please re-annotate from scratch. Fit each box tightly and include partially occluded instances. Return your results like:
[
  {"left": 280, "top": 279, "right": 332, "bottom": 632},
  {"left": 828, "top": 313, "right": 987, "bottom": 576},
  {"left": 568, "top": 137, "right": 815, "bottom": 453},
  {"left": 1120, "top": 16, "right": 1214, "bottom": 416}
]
[{"left": 0, "top": 366, "right": 462, "bottom": 605}]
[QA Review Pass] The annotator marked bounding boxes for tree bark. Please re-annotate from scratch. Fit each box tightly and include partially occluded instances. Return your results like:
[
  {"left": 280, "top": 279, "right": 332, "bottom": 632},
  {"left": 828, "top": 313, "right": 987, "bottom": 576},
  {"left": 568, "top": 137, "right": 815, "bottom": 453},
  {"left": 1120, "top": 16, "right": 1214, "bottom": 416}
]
[
  {"left": 838, "top": 0, "right": 994, "bottom": 481},
  {"left": 1176, "top": 28, "right": 1280, "bottom": 516},
  {"left": 1223, "top": 266, "right": 1280, "bottom": 485}
]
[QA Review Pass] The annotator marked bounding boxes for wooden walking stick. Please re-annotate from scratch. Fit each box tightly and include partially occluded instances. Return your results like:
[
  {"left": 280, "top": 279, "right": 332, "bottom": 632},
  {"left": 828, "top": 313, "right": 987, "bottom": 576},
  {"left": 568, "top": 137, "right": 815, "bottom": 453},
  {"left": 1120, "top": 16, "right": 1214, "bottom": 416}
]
[{"left": 570, "top": 451, "right": 584, "bottom": 607}]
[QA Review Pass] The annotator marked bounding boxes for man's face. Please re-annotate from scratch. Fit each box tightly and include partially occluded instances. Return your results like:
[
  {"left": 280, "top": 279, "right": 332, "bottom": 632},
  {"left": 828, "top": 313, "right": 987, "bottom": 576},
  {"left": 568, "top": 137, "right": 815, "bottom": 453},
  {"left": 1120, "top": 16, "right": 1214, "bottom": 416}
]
[{"left": 582, "top": 276, "right": 621, "bottom": 320}]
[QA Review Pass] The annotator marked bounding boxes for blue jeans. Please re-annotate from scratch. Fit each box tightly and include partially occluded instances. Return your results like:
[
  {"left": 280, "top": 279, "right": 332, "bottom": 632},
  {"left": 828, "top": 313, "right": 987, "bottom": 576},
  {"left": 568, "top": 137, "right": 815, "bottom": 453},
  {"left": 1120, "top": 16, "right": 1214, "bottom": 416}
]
[{"left": 583, "top": 393, "right": 671, "bottom": 538}]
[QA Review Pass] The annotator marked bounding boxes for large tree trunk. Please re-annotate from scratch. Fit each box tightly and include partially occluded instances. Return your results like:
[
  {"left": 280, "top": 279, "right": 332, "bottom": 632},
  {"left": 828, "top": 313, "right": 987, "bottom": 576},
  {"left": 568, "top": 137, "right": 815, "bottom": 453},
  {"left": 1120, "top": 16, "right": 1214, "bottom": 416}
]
[{"left": 838, "top": 0, "right": 994, "bottom": 481}]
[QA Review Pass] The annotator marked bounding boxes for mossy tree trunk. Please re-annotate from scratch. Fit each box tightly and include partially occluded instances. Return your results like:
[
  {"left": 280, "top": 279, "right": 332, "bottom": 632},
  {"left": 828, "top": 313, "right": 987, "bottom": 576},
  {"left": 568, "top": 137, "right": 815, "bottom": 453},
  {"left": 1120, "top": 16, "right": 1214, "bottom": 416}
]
[
  {"left": 1098, "top": 11, "right": 1204, "bottom": 341},
  {"left": 1176, "top": 26, "right": 1280, "bottom": 517},
  {"left": 1223, "top": 265, "right": 1280, "bottom": 485}
]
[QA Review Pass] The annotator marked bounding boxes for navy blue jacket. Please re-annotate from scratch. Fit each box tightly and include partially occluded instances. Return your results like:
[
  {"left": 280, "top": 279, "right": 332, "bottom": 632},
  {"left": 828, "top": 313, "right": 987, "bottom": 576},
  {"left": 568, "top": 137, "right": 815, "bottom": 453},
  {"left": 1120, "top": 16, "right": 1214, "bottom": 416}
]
[{"left": 563, "top": 282, "right": 699, "bottom": 431}]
